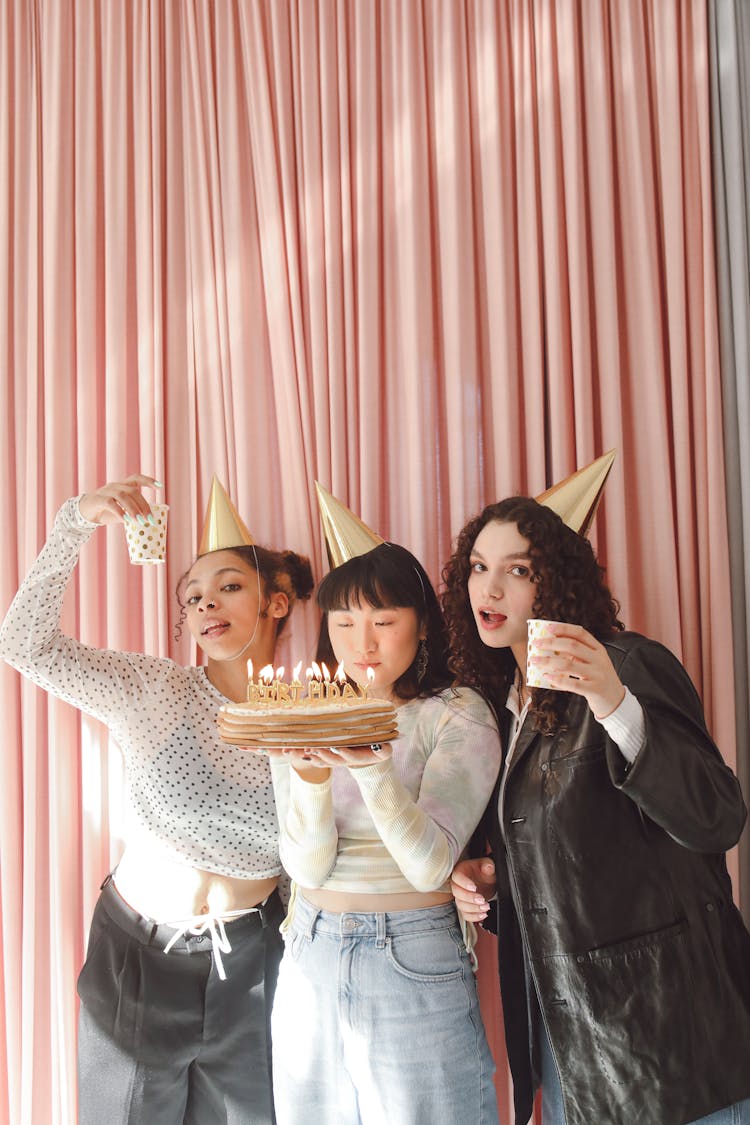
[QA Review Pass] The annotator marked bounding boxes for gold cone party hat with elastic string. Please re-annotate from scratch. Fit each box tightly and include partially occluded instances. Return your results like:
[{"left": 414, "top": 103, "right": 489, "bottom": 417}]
[
  {"left": 315, "top": 482, "right": 384, "bottom": 569},
  {"left": 536, "top": 450, "right": 617, "bottom": 536},
  {"left": 198, "top": 475, "right": 256, "bottom": 555}
]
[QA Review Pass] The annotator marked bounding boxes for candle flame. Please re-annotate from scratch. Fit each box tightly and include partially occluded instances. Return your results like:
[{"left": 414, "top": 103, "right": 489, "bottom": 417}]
[
  {"left": 311, "top": 660, "right": 322, "bottom": 680},
  {"left": 335, "top": 660, "right": 347, "bottom": 683},
  {"left": 247, "top": 659, "right": 253, "bottom": 680},
  {"left": 367, "top": 666, "right": 375, "bottom": 684},
  {"left": 305, "top": 667, "right": 313, "bottom": 680},
  {"left": 321, "top": 661, "right": 331, "bottom": 681},
  {"left": 260, "top": 663, "right": 274, "bottom": 683},
  {"left": 293, "top": 661, "right": 302, "bottom": 681},
  {"left": 275, "top": 666, "right": 285, "bottom": 680}
]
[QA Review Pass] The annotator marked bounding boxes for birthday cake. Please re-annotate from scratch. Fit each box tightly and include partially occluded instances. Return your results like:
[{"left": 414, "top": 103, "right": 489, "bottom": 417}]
[
  {"left": 218, "top": 664, "right": 399, "bottom": 749},
  {"left": 218, "top": 696, "right": 399, "bottom": 749}
]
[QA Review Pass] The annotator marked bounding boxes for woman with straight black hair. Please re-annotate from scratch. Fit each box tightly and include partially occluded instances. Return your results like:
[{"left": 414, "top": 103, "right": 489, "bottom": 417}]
[{"left": 267, "top": 495, "right": 503, "bottom": 1125}]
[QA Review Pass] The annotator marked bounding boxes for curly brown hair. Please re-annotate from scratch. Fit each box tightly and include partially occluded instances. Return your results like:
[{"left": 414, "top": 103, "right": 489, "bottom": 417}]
[{"left": 441, "top": 496, "right": 623, "bottom": 735}]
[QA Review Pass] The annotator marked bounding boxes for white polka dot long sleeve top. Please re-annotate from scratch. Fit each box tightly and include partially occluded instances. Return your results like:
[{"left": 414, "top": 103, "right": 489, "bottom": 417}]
[{"left": 0, "top": 497, "right": 281, "bottom": 880}]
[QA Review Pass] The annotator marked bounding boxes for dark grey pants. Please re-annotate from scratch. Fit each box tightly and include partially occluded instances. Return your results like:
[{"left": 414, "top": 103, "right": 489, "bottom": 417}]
[{"left": 77, "top": 875, "right": 284, "bottom": 1125}]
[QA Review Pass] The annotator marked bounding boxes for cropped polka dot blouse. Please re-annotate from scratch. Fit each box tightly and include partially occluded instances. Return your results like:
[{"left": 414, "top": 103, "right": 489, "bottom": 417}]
[{"left": 0, "top": 497, "right": 281, "bottom": 880}]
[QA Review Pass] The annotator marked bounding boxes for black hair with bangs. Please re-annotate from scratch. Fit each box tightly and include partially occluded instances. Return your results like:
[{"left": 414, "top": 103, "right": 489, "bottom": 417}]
[{"left": 316, "top": 542, "right": 452, "bottom": 701}]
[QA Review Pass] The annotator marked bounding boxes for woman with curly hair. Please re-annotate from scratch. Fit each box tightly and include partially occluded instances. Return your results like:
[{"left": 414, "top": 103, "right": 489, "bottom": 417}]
[{"left": 443, "top": 494, "right": 750, "bottom": 1125}]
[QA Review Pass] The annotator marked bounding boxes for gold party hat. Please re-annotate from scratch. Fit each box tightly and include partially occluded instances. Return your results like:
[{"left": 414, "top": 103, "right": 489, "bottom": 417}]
[
  {"left": 536, "top": 450, "right": 616, "bottom": 536},
  {"left": 198, "top": 475, "right": 256, "bottom": 555},
  {"left": 315, "top": 482, "right": 384, "bottom": 569}
]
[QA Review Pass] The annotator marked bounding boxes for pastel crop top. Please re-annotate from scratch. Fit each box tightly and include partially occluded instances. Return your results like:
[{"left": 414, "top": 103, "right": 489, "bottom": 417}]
[{"left": 270, "top": 687, "right": 502, "bottom": 895}]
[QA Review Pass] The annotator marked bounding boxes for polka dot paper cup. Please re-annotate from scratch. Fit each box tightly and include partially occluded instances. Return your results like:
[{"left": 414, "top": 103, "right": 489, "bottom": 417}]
[
  {"left": 124, "top": 504, "right": 169, "bottom": 564},
  {"left": 526, "top": 619, "right": 562, "bottom": 689}
]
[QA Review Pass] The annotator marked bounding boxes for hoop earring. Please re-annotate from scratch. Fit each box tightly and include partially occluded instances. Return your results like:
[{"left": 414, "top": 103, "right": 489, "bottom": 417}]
[{"left": 416, "top": 638, "right": 428, "bottom": 685}]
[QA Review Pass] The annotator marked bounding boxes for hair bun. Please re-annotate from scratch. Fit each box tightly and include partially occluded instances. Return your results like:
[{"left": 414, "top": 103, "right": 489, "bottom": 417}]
[{"left": 281, "top": 550, "right": 314, "bottom": 602}]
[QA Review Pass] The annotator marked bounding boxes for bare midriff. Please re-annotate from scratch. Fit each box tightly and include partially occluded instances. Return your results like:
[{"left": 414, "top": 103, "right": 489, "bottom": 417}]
[
  {"left": 113, "top": 842, "right": 278, "bottom": 922},
  {"left": 302, "top": 887, "right": 453, "bottom": 913}
]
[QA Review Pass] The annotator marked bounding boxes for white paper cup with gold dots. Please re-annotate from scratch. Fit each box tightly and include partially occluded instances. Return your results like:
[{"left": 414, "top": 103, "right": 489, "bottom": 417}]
[
  {"left": 526, "top": 619, "right": 563, "bottom": 689},
  {"left": 124, "top": 504, "right": 169, "bottom": 564}
]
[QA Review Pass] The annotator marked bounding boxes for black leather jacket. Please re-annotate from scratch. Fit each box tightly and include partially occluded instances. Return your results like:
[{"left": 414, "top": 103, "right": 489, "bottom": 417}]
[{"left": 481, "top": 632, "right": 750, "bottom": 1125}]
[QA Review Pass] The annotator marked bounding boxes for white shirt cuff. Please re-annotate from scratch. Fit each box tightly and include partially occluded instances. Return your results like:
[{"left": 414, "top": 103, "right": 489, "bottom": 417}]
[{"left": 596, "top": 686, "right": 645, "bottom": 764}]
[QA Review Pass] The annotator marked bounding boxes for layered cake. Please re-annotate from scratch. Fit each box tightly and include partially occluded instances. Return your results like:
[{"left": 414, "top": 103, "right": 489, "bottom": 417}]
[
  {"left": 218, "top": 666, "right": 399, "bottom": 749},
  {"left": 218, "top": 696, "right": 399, "bottom": 749}
]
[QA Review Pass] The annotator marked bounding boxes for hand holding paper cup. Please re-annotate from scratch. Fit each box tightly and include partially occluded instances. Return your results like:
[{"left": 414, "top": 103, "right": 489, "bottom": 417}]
[
  {"left": 124, "top": 503, "right": 169, "bottom": 564},
  {"left": 526, "top": 619, "right": 573, "bottom": 690}
]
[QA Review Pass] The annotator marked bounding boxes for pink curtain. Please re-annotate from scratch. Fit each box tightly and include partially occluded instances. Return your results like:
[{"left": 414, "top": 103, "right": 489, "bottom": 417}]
[{"left": 0, "top": 2, "right": 733, "bottom": 1121}]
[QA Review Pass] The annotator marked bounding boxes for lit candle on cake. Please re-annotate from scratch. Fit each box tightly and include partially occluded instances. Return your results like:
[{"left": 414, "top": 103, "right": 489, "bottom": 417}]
[
  {"left": 308, "top": 662, "right": 324, "bottom": 702},
  {"left": 243, "top": 660, "right": 377, "bottom": 707},
  {"left": 259, "top": 664, "right": 274, "bottom": 703},
  {"left": 322, "top": 661, "right": 341, "bottom": 700},
  {"left": 336, "top": 660, "right": 358, "bottom": 701},
  {"left": 274, "top": 666, "right": 292, "bottom": 703},
  {"left": 290, "top": 662, "right": 303, "bottom": 703}
]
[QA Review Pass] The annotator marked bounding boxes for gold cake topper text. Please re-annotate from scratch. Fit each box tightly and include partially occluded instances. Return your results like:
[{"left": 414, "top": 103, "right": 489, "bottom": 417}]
[{"left": 246, "top": 659, "right": 374, "bottom": 705}]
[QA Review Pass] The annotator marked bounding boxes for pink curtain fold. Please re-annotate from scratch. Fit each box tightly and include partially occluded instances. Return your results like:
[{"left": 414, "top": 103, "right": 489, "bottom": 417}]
[{"left": 0, "top": 2, "right": 735, "bottom": 1121}]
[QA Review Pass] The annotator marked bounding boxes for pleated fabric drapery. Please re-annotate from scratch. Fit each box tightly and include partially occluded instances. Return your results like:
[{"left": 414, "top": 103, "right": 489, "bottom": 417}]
[
  {"left": 709, "top": 0, "right": 750, "bottom": 916},
  {"left": 0, "top": 2, "right": 738, "bottom": 1122}
]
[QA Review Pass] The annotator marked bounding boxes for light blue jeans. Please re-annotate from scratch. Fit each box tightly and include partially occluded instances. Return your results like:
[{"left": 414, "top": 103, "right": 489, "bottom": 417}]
[
  {"left": 271, "top": 894, "right": 498, "bottom": 1125},
  {"left": 540, "top": 1022, "right": 750, "bottom": 1125}
]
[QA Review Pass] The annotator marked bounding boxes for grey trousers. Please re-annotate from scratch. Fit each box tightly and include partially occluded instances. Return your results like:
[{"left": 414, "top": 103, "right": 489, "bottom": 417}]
[{"left": 77, "top": 875, "right": 284, "bottom": 1125}]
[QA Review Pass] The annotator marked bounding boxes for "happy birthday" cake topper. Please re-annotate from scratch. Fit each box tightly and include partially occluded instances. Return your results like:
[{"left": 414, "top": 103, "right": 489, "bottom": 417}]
[{"left": 246, "top": 659, "right": 374, "bottom": 706}]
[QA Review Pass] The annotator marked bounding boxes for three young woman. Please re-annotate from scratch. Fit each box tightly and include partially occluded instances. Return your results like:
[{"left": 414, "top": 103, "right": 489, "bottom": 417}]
[
  {"left": 5, "top": 469, "right": 750, "bottom": 1125},
  {"left": 444, "top": 493, "right": 750, "bottom": 1125},
  {"left": 267, "top": 527, "right": 503, "bottom": 1125},
  {"left": 0, "top": 473, "right": 313, "bottom": 1124}
]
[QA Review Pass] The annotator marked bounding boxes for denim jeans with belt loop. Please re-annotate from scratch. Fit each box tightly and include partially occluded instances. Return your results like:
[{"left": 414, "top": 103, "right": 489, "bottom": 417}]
[{"left": 271, "top": 892, "right": 498, "bottom": 1125}]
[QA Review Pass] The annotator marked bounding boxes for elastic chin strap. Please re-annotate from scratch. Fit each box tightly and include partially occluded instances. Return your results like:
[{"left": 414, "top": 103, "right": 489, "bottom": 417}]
[
  {"left": 216, "top": 629, "right": 263, "bottom": 664},
  {"left": 212, "top": 545, "right": 268, "bottom": 664}
]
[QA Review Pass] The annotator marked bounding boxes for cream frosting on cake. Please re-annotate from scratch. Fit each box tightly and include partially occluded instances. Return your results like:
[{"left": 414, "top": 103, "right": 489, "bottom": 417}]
[{"left": 218, "top": 695, "right": 398, "bottom": 749}]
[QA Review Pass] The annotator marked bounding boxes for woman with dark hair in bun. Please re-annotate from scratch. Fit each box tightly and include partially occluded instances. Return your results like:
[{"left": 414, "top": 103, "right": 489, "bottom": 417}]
[{"left": 0, "top": 472, "right": 313, "bottom": 1124}]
